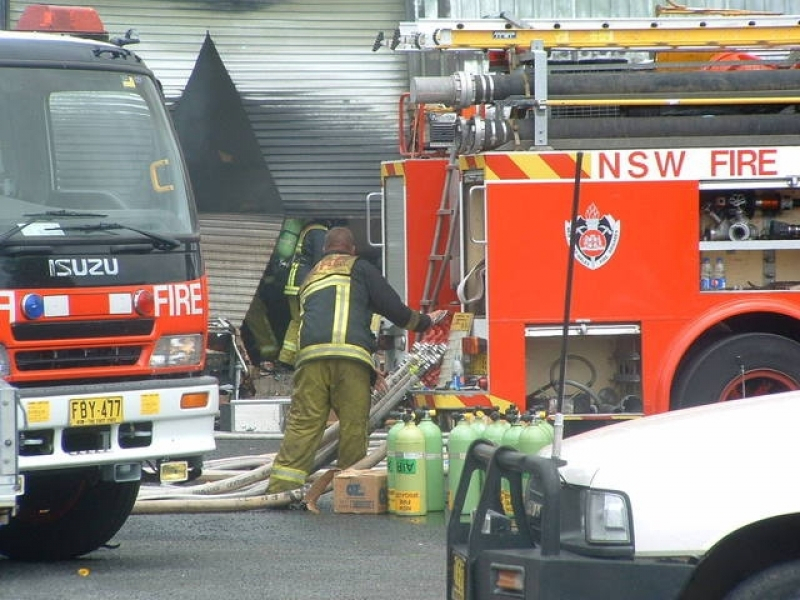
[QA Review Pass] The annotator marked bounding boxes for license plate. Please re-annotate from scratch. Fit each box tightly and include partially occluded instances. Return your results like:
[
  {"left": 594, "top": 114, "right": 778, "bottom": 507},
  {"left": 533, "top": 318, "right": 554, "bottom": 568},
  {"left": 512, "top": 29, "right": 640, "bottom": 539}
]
[
  {"left": 69, "top": 396, "right": 123, "bottom": 426},
  {"left": 451, "top": 552, "right": 466, "bottom": 600}
]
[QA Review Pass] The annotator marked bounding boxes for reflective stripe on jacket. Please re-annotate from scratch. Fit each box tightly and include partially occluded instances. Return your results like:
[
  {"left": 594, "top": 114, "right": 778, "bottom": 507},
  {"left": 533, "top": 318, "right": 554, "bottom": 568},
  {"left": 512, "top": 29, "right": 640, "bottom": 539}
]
[{"left": 296, "top": 254, "right": 375, "bottom": 369}]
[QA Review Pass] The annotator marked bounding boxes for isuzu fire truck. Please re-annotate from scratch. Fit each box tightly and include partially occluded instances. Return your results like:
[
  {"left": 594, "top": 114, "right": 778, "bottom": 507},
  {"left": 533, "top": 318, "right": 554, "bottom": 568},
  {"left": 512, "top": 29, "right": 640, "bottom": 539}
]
[
  {"left": 0, "top": 6, "right": 218, "bottom": 560},
  {"left": 374, "top": 14, "right": 800, "bottom": 434}
]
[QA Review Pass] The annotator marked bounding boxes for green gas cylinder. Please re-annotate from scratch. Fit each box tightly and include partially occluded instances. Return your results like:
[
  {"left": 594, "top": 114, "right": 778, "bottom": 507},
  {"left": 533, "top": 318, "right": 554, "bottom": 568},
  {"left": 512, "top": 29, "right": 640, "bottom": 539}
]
[
  {"left": 483, "top": 411, "right": 507, "bottom": 445},
  {"left": 471, "top": 410, "right": 487, "bottom": 439},
  {"left": 417, "top": 409, "right": 445, "bottom": 512},
  {"left": 535, "top": 411, "right": 555, "bottom": 444},
  {"left": 500, "top": 412, "right": 524, "bottom": 513},
  {"left": 394, "top": 413, "right": 427, "bottom": 516},
  {"left": 519, "top": 413, "right": 554, "bottom": 493},
  {"left": 385, "top": 413, "right": 406, "bottom": 514},
  {"left": 447, "top": 413, "right": 481, "bottom": 515},
  {"left": 501, "top": 412, "right": 524, "bottom": 449},
  {"left": 274, "top": 217, "right": 303, "bottom": 262},
  {"left": 519, "top": 414, "right": 551, "bottom": 456}
]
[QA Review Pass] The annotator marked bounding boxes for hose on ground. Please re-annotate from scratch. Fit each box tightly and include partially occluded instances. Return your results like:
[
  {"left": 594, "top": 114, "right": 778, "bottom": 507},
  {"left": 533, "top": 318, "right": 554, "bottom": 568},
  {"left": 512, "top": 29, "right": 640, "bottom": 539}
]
[{"left": 132, "top": 342, "right": 446, "bottom": 514}]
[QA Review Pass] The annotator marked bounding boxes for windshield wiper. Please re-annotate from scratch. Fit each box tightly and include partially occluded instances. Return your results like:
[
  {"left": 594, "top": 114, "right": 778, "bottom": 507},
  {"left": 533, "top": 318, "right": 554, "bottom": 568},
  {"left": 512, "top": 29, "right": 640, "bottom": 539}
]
[
  {"left": 0, "top": 210, "right": 108, "bottom": 244},
  {"left": 56, "top": 222, "right": 181, "bottom": 251}
]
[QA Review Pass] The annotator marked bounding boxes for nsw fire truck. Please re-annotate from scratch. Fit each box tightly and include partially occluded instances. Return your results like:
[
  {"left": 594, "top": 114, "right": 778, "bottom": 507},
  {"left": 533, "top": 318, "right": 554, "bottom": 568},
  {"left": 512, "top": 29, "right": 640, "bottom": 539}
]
[
  {"left": 0, "top": 6, "right": 218, "bottom": 560},
  {"left": 373, "top": 14, "right": 800, "bottom": 434}
]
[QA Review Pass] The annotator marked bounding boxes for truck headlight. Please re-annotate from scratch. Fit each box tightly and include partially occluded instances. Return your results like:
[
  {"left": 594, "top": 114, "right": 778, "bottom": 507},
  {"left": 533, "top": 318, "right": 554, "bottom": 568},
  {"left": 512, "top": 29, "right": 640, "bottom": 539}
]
[
  {"left": 150, "top": 334, "right": 203, "bottom": 368},
  {"left": 585, "top": 490, "right": 632, "bottom": 544}
]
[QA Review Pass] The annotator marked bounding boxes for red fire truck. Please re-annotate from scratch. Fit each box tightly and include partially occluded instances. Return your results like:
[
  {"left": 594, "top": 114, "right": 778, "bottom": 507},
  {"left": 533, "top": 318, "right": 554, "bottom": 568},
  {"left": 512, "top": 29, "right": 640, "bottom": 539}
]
[
  {"left": 0, "top": 6, "right": 218, "bottom": 560},
  {"left": 374, "top": 15, "right": 800, "bottom": 433}
]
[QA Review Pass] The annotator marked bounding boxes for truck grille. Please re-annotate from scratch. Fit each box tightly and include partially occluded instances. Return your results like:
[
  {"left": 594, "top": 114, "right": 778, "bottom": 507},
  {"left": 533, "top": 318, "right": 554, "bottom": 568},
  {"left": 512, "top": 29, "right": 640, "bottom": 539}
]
[
  {"left": 12, "top": 319, "right": 154, "bottom": 341},
  {"left": 16, "top": 346, "right": 142, "bottom": 371}
]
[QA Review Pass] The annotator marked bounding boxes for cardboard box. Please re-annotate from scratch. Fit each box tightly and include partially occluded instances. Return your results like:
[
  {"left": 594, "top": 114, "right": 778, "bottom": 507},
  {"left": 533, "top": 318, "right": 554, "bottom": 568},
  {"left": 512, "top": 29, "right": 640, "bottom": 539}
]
[{"left": 333, "top": 469, "right": 388, "bottom": 514}]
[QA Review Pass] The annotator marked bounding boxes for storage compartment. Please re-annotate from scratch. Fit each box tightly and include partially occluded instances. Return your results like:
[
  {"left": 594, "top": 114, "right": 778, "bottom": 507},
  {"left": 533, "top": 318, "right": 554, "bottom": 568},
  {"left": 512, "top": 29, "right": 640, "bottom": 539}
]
[
  {"left": 699, "top": 188, "right": 800, "bottom": 291},
  {"left": 524, "top": 323, "right": 642, "bottom": 416}
]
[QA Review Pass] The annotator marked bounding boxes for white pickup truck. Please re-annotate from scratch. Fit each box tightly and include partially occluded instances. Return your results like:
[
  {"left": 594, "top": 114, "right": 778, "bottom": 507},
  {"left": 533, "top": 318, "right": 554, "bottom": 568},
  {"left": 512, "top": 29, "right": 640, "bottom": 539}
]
[{"left": 448, "top": 391, "right": 800, "bottom": 600}]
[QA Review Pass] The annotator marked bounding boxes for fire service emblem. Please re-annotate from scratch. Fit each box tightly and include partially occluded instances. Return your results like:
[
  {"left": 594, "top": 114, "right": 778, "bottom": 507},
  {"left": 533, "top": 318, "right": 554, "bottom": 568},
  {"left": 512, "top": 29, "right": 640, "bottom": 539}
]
[{"left": 564, "top": 203, "right": 620, "bottom": 270}]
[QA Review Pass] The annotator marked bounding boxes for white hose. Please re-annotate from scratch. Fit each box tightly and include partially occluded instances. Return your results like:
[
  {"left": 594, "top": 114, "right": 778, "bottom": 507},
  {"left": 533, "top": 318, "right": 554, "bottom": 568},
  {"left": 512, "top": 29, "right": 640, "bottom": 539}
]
[{"left": 133, "top": 342, "right": 445, "bottom": 514}]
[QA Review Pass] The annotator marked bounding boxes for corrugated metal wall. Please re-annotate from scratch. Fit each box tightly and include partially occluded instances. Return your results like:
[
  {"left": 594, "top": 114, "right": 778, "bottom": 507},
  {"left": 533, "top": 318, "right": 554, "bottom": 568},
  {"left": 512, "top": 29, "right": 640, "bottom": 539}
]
[
  {"left": 8, "top": 0, "right": 409, "bottom": 219},
  {"left": 199, "top": 214, "right": 281, "bottom": 326},
  {"left": 418, "top": 0, "right": 799, "bottom": 18}
]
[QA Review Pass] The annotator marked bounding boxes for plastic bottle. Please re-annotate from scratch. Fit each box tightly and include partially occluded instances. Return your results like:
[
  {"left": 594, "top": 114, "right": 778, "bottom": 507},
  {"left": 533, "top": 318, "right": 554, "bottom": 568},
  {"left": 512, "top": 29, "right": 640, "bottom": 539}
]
[
  {"left": 700, "top": 257, "right": 712, "bottom": 291},
  {"left": 394, "top": 413, "right": 427, "bottom": 516},
  {"left": 452, "top": 354, "right": 463, "bottom": 390},
  {"left": 417, "top": 409, "right": 445, "bottom": 512},
  {"left": 712, "top": 257, "right": 726, "bottom": 290},
  {"left": 447, "top": 413, "right": 481, "bottom": 514}
]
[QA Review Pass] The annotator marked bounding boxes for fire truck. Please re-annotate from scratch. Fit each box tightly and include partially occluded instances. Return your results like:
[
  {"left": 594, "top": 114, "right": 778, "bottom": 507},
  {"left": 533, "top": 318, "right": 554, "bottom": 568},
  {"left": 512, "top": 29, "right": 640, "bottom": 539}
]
[
  {"left": 0, "top": 6, "right": 218, "bottom": 560},
  {"left": 373, "top": 14, "right": 800, "bottom": 433}
]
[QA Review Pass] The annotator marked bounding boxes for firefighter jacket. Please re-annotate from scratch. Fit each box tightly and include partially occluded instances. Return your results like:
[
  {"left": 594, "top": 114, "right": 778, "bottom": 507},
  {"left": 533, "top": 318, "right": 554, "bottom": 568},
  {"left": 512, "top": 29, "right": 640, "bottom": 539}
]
[
  {"left": 283, "top": 223, "right": 328, "bottom": 297},
  {"left": 296, "top": 252, "right": 431, "bottom": 369}
]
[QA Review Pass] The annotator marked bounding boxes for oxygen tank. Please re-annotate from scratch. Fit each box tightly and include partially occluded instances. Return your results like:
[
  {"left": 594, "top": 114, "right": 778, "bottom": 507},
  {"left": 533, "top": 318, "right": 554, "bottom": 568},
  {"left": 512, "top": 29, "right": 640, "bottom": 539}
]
[
  {"left": 500, "top": 411, "right": 524, "bottom": 513},
  {"left": 534, "top": 411, "right": 555, "bottom": 444},
  {"left": 500, "top": 410, "right": 524, "bottom": 449},
  {"left": 417, "top": 409, "right": 445, "bottom": 512},
  {"left": 394, "top": 413, "right": 427, "bottom": 516},
  {"left": 482, "top": 411, "right": 507, "bottom": 445},
  {"left": 519, "top": 413, "right": 554, "bottom": 492},
  {"left": 274, "top": 217, "right": 303, "bottom": 264},
  {"left": 385, "top": 413, "right": 406, "bottom": 514},
  {"left": 447, "top": 413, "right": 481, "bottom": 515},
  {"left": 471, "top": 410, "right": 487, "bottom": 439},
  {"left": 519, "top": 413, "right": 551, "bottom": 456}
]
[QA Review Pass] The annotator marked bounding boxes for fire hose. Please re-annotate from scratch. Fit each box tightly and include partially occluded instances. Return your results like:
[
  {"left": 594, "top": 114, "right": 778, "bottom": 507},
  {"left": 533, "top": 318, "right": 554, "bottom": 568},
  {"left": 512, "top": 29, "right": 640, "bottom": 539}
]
[{"left": 133, "top": 341, "right": 447, "bottom": 514}]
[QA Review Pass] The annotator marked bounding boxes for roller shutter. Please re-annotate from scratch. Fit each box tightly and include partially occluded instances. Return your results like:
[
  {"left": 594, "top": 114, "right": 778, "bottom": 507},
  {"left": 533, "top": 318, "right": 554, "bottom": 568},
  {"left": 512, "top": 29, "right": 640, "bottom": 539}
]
[{"left": 8, "top": 0, "right": 409, "bottom": 219}]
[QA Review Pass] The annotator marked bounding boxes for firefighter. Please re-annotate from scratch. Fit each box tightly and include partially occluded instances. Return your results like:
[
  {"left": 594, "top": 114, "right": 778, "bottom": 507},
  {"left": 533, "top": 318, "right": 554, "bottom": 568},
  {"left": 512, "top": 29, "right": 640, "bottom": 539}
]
[
  {"left": 266, "top": 226, "right": 446, "bottom": 496},
  {"left": 277, "top": 219, "right": 330, "bottom": 367}
]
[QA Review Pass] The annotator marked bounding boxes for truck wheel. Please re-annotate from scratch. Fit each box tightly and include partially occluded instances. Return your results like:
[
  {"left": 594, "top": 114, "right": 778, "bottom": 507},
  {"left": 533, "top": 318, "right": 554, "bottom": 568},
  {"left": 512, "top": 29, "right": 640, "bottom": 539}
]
[
  {"left": 0, "top": 470, "right": 140, "bottom": 561},
  {"left": 724, "top": 559, "right": 800, "bottom": 600},
  {"left": 671, "top": 333, "right": 800, "bottom": 409}
]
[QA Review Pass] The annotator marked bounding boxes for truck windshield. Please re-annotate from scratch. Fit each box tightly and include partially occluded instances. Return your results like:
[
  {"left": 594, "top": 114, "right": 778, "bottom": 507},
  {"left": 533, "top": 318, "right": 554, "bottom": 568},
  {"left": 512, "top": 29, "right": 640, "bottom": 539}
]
[{"left": 0, "top": 68, "right": 195, "bottom": 240}]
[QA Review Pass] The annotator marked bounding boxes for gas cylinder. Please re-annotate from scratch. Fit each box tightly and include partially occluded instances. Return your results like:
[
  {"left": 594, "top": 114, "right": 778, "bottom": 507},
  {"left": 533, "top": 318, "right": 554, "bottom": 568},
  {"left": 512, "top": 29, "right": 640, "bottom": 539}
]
[
  {"left": 519, "top": 413, "right": 554, "bottom": 492},
  {"left": 417, "top": 409, "right": 445, "bottom": 512},
  {"left": 535, "top": 411, "right": 555, "bottom": 444},
  {"left": 519, "top": 413, "right": 551, "bottom": 456},
  {"left": 274, "top": 217, "right": 303, "bottom": 263},
  {"left": 447, "top": 413, "right": 481, "bottom": 515},
  {"left": 482, "top": 411, "right": 507, "bottom": 445},
  {"left": 471, "top": 410, "right": 487, "bottom": 439},
  {"left": 500, "top": 411, "right": 524, "bottom": 449},
  {"left": 500, "top": 412, "right": 524, "bottom": 513},
  {"left": 385, "top": 413, "right": 406, "bottom": 514},
  {"left": 394, "top": 413, "right": 427, "bottom": 516}
]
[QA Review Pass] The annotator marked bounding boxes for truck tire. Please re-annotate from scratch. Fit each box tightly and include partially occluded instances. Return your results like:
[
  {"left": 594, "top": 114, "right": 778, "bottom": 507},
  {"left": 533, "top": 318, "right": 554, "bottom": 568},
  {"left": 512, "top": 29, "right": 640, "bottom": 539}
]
[
  {"left": 724, "top": 559, "right": 800, "bottom": 600},
  {"left": 0, "top": 469, "right": 140, "bottom": 561},
  {"left": 671, "top": 333, "right": 800, "bottom": 409}
]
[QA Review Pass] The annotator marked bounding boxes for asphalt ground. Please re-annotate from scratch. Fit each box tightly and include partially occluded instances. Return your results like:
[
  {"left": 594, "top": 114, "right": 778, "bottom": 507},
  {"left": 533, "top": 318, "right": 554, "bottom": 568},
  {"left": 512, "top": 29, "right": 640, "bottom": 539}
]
[{"left": 0, "top": 434, "right": 448, "bottom": 600}]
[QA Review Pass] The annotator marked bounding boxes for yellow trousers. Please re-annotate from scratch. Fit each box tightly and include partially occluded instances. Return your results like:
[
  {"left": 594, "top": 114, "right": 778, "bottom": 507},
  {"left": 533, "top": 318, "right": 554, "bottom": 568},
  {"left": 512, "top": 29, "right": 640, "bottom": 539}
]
[{"left": 267, "top": 359, "right": 372, "bottom": 494}]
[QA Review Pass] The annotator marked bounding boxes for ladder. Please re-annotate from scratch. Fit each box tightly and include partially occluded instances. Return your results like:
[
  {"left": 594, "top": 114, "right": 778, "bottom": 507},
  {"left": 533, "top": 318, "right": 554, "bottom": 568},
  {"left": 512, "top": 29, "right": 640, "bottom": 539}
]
[
  {"left": 419, "top": 147, "right": 461, "bottom": 313},
  {"left": 393, "top": 15, "right": 800, "bottom": 52}
]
